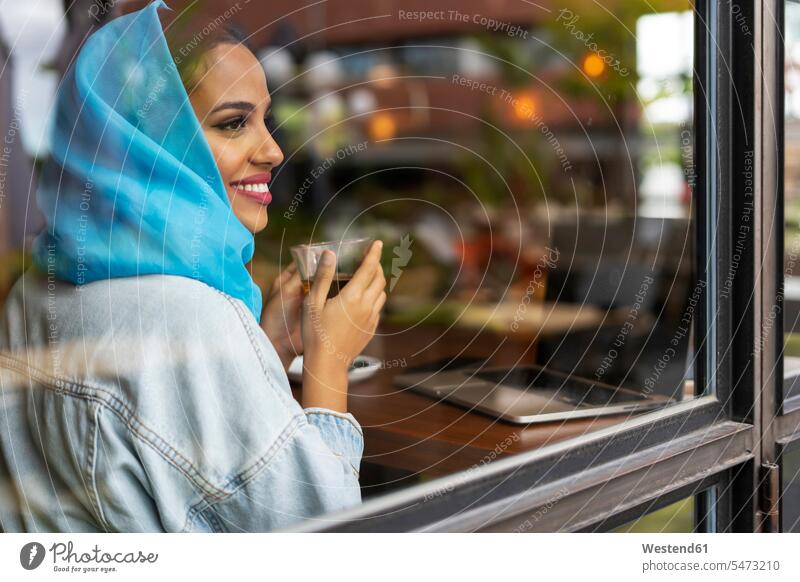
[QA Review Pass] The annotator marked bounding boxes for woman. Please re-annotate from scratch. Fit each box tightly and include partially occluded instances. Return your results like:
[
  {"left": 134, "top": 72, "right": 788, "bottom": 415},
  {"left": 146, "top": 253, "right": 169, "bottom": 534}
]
[{"left": 0, "top": 1, "right": 384, "bottom": 532}]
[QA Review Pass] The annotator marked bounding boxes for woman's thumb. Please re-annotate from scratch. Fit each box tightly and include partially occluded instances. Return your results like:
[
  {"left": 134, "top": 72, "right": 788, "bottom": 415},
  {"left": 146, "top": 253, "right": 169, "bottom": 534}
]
[{"left": 311, "top": 250, "right": 336, "bottom": 304}]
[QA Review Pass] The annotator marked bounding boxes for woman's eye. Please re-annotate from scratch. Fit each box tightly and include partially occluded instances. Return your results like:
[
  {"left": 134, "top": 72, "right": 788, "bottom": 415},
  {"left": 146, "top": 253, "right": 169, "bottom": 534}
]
[{"left": 216, "top": 116, "right": 247, "bottom": 131}]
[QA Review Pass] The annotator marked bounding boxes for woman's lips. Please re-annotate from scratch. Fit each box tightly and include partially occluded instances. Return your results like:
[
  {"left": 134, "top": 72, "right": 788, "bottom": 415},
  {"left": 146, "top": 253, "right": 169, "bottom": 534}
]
[
  {"left": 229, "top": 173, "right": 272, "bottom": 205},
  {"left": 232, "top": 172, "right": 271, "bottom": 186}
]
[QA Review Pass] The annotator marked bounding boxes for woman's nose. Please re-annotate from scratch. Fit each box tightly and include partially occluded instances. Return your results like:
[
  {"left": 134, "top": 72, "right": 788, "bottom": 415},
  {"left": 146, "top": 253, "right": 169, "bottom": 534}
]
[{"left": 253, "top": 130, "right": 284, "bottom": 168}]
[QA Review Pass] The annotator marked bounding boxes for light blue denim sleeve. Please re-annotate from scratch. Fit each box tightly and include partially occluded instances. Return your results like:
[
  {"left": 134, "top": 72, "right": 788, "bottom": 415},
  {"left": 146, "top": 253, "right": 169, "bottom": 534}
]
[
  {"left": 303, "top": 408, "right": 364, "bottom": 478},
  {"left": 78, "top": 276, "right": 364, "bottom": 532},
  {"left": 194, "top": 411, "right": 364, "bottom": 532},
  {"left": 92, "top": 398, "right": 365, "bottom": 532}
]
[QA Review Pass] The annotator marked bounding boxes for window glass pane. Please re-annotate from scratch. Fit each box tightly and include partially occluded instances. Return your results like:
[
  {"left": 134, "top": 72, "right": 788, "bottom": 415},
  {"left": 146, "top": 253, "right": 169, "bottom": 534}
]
[
  {"left": 260, "top": 0, "right": 699, "bottom": 494},
  {"left": 0, "top": 0, "right": 703, "bottom": 532},
  {"left": 780, "top": 441, "right": 800, "bottom": 532},
  {"left": 614, "top": 495, "right": 696, "bottom": 533},
  {"left": 0, "top": 0, "right": 65, "bottom": 157},
  {"left": 784, "top": 0, "right": 800, "bottom": 406}
]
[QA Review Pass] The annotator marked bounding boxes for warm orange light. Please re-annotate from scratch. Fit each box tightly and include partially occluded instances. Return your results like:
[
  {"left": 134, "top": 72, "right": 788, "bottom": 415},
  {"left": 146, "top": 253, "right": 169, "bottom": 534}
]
[
  {"left": 369, "top": 112, "right": 396, "bottom": 141},
  {"left": 368, "top": 64, "right": 399, "bottom": 89},
  {"left": 582, "top": 53, "right": 606, "bottom": 78},
  {"left": 513, "top": 94, "right": 536, "bottom": 120}
]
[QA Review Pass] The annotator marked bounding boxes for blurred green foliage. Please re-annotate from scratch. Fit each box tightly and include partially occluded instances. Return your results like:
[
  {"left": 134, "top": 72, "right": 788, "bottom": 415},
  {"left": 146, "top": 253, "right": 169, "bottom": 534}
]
[{"left": 614, "top": 496, "right": 696, "bottom": 533}]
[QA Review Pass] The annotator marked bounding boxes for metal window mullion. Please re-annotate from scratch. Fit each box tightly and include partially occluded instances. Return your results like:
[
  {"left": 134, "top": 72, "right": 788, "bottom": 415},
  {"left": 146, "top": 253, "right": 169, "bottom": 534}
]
[{"left": 426, "top": 421, "right": 753, "bottom": 532}]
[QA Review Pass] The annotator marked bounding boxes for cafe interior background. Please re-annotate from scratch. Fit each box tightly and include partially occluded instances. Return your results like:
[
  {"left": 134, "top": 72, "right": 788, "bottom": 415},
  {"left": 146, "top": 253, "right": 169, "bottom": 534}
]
[{"left": 3, "top": 0, "right": 796, "bottom": 532}]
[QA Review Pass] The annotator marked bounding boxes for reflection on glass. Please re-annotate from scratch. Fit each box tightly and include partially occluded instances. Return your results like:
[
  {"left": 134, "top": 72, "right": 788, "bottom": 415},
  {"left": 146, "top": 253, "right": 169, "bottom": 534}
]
[
  {"left": 271, "top": 0, "right": 699, "bottom": 487},
  {"left": 272, "top": 2, "right": 699, "bottom": 407},
  {"left": 784, "top": 0, "right": 800, "bottom": 405}
]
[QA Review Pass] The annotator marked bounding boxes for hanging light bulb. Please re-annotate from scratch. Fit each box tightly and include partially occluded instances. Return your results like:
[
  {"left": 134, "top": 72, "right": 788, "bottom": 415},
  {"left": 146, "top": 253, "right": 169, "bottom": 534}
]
[
  {"left": 368, "top": 112, "right": 396, "bottom": 141},
  {"left": 513, "top": 93, "right": 536, "bottom": 121},
  {"left": 582, "top": 52, "right": 606, "bottom": 78}
]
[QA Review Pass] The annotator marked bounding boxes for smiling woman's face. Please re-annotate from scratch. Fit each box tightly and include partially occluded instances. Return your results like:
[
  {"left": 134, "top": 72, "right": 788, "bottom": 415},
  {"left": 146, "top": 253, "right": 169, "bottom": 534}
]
[{"left": 187, "top": 43, "right": 284, "bottom": 233}]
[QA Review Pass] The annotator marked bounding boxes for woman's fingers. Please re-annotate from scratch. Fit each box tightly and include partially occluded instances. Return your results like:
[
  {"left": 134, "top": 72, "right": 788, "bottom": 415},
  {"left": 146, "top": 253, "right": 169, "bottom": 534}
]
[
  {"left": 285, "top": 268, "right": 303, "bottom": 292},
  {"left": 368, "top": 308, "right": 381, "bottom": 332},
  {"left": 310, "top": 250, "right": 336, "bottom": 305},
  {"left": 363, "top": 265, "right": 386, "bottom": 303},
  {"left": 276, "top": 272, "right": 304, "bottom": 311},
  {"left": 371, "top": 291, "right": 387, "bottom": 318},
  {"left": 269, "top": 262, "right": 298, "bottom": 294},
  {"left": 280, "top": 262, "right": 297, "bottom": 280},
  {"left": 349, "top": 240, "right": 383, "bottom": 290}
]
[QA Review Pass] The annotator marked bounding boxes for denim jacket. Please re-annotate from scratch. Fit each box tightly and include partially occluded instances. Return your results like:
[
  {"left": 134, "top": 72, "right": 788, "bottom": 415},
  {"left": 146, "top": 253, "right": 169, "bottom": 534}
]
[{"left": 0, "top": 269, "right": 363, "bottom": 532}]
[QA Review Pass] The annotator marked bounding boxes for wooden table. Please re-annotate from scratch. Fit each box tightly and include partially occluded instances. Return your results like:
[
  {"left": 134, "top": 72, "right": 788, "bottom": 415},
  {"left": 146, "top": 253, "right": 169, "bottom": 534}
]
[{"left": 292, "top": 319, "right": 636, "bottom": 479}]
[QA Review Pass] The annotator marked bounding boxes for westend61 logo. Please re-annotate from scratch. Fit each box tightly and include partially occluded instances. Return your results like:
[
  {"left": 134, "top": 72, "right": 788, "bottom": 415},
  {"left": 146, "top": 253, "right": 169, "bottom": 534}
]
[{"left": 19, "top": 541, "right": 158, "bottom": 574}]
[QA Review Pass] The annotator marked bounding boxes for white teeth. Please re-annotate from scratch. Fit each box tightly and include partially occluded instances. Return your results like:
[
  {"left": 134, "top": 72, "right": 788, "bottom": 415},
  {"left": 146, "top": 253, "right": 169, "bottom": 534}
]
[{"left": 234, "top": 182, "right": 269, "bottom": 193}]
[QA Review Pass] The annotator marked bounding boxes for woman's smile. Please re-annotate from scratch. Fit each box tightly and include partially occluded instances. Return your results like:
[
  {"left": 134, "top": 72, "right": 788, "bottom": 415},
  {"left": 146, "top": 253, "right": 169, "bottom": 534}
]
[{"left": 229, "top": 172, "right": 273, "bottom": 205}]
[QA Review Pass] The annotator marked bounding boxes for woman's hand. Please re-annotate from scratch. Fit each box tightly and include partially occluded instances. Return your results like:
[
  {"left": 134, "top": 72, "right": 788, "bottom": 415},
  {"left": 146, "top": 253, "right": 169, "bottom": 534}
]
[
  {"left": 301, "top": 240, "right": 386, "bottom": 411},
  {"left": 260, "top": 262, "right": 304, "bottom": 370}
]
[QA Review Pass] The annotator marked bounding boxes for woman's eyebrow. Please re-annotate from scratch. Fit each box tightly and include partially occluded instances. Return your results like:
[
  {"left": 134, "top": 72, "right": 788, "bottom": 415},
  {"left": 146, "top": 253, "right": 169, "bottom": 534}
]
[
  {"left": 209, "top": 100, "right": 274, "bottom": 115},
  {"left": 210, "top": 101, "right": 256, "bottom": 114}
]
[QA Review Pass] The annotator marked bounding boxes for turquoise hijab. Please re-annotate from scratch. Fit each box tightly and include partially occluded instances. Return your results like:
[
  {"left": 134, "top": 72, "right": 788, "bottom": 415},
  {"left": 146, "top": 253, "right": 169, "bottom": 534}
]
[{"left": 32, "top": 0, "right": 263, "bottom": 322}]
